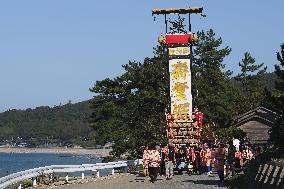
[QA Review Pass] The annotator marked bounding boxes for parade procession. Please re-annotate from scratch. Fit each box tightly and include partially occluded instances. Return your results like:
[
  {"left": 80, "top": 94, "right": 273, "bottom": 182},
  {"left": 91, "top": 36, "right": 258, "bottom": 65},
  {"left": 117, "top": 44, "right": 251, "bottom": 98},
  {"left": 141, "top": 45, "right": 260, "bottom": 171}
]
[
  {"left": 1, "top": 1, "right": 283, "bottom": 189},
  {"left": 141, "top": 7, "right": 260, "bottom": 183}
]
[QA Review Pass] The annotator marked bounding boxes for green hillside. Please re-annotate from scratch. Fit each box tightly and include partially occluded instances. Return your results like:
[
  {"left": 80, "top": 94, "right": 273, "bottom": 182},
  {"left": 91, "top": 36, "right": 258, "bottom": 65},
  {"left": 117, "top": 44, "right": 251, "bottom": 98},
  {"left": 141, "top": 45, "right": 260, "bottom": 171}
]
[
  {"left": 262, "top": 72, "right": 279, "bottom": 91},
  {"left": 0, "top": 101, "right": 94, "bottom": 147},
  {"left": 0, "top": 72, "right": 278, "bottom": 148}
]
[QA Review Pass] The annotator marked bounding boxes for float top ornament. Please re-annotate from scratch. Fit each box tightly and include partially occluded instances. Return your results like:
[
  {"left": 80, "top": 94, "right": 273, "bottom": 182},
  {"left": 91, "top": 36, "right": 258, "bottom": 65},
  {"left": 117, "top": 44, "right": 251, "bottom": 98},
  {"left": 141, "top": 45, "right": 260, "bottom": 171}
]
[
  {"left": 152, "top": 7, "right": 203, "bottom": 15},
  {"left": 152, "top": 6, "right": 204, "bottom": 40}
]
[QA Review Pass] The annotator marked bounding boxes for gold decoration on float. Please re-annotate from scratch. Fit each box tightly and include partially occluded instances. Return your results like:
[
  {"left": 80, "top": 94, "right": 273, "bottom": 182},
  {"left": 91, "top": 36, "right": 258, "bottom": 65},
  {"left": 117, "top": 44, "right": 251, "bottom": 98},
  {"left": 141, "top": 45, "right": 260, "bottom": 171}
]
[
  {"left": 171, "top": 61, "right": 189, "bottom": 80},
  {"left": 173, "top": 82, "right": 188, "bottom": 100},
  {"left": 173, "top": 103, "right": 190, "bottom": 115},
  {"left": 168, "top": 47, "right": 191, "bottom": 56}
]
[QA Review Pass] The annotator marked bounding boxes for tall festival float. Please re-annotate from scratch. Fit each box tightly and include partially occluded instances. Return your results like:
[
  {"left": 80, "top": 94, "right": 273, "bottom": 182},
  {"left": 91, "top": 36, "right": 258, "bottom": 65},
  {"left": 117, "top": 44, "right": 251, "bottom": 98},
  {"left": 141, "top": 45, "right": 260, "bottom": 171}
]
[{"left": 152, "top": 7, "right": 204, "bottom": 147}]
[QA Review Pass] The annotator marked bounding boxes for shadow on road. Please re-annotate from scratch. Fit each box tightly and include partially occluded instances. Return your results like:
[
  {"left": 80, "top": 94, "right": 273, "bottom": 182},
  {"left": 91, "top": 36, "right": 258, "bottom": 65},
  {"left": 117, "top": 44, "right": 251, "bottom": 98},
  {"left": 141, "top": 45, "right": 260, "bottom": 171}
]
[
  {"left": 128, "top": 176, "right": 164, "bottom": 183},
  {"left": 182, "top": 179, "right": 226, "bottom": 187}
]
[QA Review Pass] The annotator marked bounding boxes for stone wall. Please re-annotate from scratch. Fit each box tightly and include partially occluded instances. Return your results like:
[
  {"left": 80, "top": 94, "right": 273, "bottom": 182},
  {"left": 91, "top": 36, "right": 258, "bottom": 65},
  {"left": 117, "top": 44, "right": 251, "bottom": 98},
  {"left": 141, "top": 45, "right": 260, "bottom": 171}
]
[{"left": 247, "top": 162, "right": 284, "bottom": 189}]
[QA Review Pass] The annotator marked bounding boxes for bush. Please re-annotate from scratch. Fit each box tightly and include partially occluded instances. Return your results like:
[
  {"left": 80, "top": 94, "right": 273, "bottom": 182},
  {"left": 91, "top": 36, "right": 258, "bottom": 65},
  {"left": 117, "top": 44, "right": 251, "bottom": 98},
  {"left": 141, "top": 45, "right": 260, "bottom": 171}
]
[
  {"left": 257, "top": 147, "right": 284, "bottom": 164},
  {"left": 9, "top": 184, "right": 18, "bottom": 189},
  {"left": 102, "top": 156, "right": 115, "bottom": 163},
  {"left": 215, "top": 127, "right": 246, "bottom": 142},
  {"left": 270, "top": 119, "right": 284, "bottom": 147},
  {"left": 128, "top": 164, "right": 138, "bottom": 174},
  {"left": 23, "top": 179, "right": 33, "bottom": 187}
]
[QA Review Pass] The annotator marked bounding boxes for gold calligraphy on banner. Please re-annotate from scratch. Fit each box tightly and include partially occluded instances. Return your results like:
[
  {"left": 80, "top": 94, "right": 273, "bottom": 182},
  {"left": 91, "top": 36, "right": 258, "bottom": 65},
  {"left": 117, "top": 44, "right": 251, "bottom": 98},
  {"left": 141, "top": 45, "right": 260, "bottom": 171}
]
[
  {"left": 169, "top": 47, "right": 190, "bottom": 56},
  {"left": 173, "top": 103, "right": 190, "bottom": 115},
  {"left": 172, "top": 61, "right": 189, "bottom": 80},
  {"left": 173, "top": 82, "right": 188, "bottom": 100}
]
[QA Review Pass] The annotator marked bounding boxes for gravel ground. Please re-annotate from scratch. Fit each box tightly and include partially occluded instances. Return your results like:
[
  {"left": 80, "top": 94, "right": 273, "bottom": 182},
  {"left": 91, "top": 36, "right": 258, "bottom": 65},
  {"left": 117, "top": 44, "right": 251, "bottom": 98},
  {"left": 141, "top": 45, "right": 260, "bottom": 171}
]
[{"left": 51, "top": 172, "right": 228, "bottom": 189}]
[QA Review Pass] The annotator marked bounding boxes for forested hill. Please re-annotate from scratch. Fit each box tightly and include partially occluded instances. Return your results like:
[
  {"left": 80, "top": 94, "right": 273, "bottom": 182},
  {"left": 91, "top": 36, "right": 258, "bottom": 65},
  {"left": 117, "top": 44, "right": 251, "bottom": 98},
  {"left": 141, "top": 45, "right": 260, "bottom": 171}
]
[
  {"left": 231, "top": 72, "right": 278, "bottom": 91},
  {"left": 0, "top": 101, "right": 93, "bottom": 147},
  {"left": 0, "top": 72, "right": 278, "bottom": 148},
  {"left": 261, "top": 72, "right": 279, "bottom": 91}
]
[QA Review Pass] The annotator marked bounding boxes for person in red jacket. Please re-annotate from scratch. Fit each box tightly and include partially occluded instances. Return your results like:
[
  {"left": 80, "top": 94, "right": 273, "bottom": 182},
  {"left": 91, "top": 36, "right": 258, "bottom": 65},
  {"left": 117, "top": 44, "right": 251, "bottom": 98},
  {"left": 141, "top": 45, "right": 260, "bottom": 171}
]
[
  {"left": 241, "top": 145, "right": 253, "bottom": 168},
  {"left": 142, "top": 146, "right": 150, "bottom": 176},
  {"left": 204, "top": 146, "right": 212, "bottom": 175},
  {"left": 234, "top": 148, "right": 242, "bottom": 170},
  {"left": 148, "top": 145, "right": 161, "bottom": 183},
  {"left": 214, "top": 143, "right": 226, "bottom": 182}
]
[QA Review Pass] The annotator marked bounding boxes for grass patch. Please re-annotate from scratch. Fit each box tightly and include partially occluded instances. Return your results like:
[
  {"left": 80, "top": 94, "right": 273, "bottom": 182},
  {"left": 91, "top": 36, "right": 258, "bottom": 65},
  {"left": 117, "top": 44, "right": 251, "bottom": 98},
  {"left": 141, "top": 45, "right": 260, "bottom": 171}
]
[{"left": 226, "top": 175, "right": 247, "bottom": 189}]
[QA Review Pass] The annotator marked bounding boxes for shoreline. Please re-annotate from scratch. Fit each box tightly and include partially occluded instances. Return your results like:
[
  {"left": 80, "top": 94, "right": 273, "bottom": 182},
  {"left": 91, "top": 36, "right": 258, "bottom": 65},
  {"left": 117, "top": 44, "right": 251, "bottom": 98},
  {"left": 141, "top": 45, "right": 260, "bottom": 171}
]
[{"left": 0, "top": 147, "right": 111, "bottom": 157}]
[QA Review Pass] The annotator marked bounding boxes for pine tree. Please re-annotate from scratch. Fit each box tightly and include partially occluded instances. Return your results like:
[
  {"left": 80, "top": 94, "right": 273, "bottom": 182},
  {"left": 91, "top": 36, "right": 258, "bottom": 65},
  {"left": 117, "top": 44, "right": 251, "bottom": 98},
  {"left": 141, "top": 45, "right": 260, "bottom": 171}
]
[
  {"left": 89, "top": 45, "right": 169, "bottom": 157},
  {"left": 192, "top": 29, "right": 237, "bottom": 127},
  {"left": 269, "top": 44, "right": 284, "bottom": 147},
  {"left": 235, "top": 52, "right": 267, "bottom": 114}
]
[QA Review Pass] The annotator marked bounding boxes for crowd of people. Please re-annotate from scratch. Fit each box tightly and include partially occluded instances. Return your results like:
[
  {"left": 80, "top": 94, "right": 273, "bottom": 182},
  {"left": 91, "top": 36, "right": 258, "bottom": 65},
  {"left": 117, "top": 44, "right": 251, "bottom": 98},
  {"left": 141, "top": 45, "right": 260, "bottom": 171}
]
[{"left": 142, "top": 141, "right": 261, "bottom": 183}]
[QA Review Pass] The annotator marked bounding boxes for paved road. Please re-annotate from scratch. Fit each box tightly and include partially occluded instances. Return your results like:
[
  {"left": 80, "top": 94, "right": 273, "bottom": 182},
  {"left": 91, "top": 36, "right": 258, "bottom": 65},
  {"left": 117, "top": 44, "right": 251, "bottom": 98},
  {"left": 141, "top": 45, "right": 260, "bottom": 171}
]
[{"left": 51, "top": 173, "right": 228, "bottom": 189}]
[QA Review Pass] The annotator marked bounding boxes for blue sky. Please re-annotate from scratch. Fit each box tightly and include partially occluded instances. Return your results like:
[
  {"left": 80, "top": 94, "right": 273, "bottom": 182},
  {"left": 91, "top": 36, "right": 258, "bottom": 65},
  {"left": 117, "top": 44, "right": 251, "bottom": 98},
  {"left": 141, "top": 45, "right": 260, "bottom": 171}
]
[{"left": 0, "top": 0, "right": 283, "bottom": 112}]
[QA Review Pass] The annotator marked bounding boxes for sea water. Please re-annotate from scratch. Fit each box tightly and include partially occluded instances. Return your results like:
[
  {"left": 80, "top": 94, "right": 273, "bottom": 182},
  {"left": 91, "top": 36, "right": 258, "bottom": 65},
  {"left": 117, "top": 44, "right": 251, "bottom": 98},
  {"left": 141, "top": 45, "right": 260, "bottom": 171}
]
[{"left": 0, "top": 153, "right": 103, "bottom": 178}]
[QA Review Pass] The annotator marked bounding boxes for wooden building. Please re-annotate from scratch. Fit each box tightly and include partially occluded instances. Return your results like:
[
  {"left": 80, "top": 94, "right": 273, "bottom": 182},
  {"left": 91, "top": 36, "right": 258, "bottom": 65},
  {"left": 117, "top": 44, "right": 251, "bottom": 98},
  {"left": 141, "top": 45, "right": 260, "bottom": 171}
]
[{"left": 233, "top": 107, "right": 279, "bottom": 145}]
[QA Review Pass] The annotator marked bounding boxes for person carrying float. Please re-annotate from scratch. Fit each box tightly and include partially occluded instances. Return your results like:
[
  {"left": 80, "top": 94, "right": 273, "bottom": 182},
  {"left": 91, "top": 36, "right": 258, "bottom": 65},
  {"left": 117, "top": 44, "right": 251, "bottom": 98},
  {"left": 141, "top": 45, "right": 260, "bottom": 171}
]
[
  {"left": 142, "top": 146, "right": 150, "bottom": 176},
  {"left": 164, "top": 142, "right": 176, "bottom": 180},
  {"left": 241, "top": 144, "right": 253, "bottom": 170},
  {"left": 148, "top": 145, "right": 161, "bottom": 183},
  {"left": 214, "top": 143, "right": 226, "bottom": 182}
]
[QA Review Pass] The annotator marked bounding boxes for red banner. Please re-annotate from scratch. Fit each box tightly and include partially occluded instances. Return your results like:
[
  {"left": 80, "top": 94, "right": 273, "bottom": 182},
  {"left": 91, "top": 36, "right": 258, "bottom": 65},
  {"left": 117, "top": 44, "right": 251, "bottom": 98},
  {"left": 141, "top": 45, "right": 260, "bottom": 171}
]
[{"left": 165, "top": 33, "right": 192, "bottom": 44}]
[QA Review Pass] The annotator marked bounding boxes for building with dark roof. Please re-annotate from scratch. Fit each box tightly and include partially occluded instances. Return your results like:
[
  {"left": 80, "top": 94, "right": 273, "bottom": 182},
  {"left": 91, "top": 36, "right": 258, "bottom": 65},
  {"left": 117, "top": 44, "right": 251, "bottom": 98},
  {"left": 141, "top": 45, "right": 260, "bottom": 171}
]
[{"left": 233, "top": 107, "right": 279, "bottom": 145}]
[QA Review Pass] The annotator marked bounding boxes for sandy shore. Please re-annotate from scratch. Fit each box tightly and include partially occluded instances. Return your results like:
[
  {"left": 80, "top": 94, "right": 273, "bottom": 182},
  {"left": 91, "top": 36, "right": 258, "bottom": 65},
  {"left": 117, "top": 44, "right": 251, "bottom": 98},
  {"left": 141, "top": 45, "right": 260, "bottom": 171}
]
[{"left": 0, "top": 147, "right": 111, "bottom": 157}]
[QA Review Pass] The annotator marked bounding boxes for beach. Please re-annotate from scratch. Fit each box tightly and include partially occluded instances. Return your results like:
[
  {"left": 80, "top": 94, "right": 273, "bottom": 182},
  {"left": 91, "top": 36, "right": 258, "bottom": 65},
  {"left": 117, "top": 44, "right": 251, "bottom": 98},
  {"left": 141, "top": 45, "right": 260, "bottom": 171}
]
[{"left": 0, "top": 147, "right": 111, "bottom": 157}]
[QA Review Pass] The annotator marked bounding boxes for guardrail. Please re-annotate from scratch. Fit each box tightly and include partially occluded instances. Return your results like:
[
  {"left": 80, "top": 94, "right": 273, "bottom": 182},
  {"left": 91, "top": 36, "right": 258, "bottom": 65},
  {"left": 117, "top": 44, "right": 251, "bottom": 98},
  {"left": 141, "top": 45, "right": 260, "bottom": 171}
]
[{"left": 0, "top": 160, "right": 140, "bottom": 189}]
